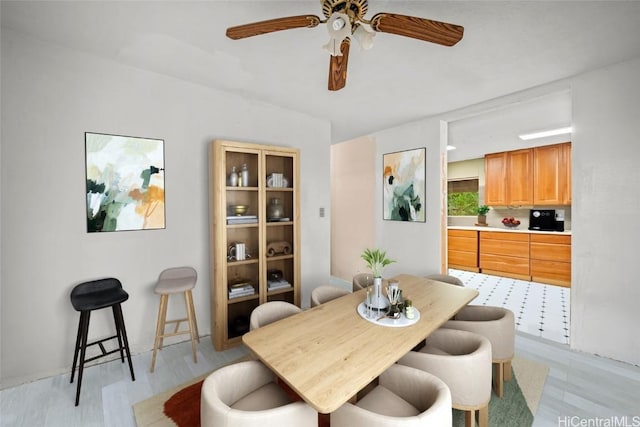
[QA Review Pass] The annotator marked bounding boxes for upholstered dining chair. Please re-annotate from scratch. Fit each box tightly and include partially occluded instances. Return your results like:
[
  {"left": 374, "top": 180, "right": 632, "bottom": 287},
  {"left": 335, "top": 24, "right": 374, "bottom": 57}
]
[
  {"left": 310, "top": 285, "right": 350, "bottom": 307},
  {"left": 331, "top": 364, "right": 452, "bottom": 427},
  {"left": 398, "top": 328, "right": 492, "bottom": 427},
  {"left": 249, "top": 301, "right": 302, "bottom": 330},
  {"left": 425, "top": 273, "right": 465, "bottom": 287},
  {"left": 201, "top": 360, "right": 317, "bottom": 427},
  {"left": 443, "top": 305, "right": 516, "bottom": 398},
  {"left": 352, "top": 273, "right": 373, "bottom": 292}
]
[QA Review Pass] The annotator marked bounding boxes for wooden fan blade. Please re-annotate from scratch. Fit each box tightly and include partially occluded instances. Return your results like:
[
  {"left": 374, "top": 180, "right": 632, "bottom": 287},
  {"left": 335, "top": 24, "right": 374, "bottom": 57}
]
[
  {"left": 328, "top": 38, "right": 351, "bottom": 91},
  {"left": 370, "top": 13, "right": 464, "bottom": 46},
  {"left": 226, "top": 15, "right": 321, "bottom": 39}
]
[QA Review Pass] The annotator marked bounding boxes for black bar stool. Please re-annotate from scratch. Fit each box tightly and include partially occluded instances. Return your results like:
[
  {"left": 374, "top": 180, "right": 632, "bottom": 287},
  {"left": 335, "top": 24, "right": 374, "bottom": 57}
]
[{"left": 69, "top": 277, "right": 135, "bottom": 406}]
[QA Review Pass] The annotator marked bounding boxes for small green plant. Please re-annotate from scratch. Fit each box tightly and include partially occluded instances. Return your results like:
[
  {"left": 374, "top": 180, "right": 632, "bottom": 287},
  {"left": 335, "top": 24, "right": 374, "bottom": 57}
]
[
  {"left": 361, "top": 248, "right": 396, "bottom": 278},
  {"left": 477, "top": 205, "right": 491, "bottom": 215}
]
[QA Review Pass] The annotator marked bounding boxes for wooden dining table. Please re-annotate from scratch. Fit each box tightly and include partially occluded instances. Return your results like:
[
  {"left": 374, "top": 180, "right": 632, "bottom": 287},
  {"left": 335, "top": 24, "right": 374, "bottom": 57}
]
[{"left": 242, "top": 273, "right": 479, "bottom": 414}]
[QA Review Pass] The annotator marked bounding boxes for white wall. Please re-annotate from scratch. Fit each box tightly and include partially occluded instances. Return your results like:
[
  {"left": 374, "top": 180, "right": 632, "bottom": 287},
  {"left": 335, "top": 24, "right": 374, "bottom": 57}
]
[
  {"left": 0, "top": 29, "right": 331, "bottom": 387},
  {"left": 571, "top": 57, "right": 640, "bottom": 365},
  {"left": 372, "top": 119, "right": 445, "bottom": 278}
]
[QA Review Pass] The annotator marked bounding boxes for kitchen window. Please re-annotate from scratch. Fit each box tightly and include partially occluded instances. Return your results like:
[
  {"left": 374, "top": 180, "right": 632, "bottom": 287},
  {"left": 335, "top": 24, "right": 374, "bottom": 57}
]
[{"left": 448, "top": 178, "right": 479, "bottom": 216}]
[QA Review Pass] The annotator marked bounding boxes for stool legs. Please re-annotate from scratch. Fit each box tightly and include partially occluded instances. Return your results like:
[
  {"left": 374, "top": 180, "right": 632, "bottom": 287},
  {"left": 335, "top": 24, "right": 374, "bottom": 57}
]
[
  {"left": 186, "top": 290, "right": 200, "bottom": 344},
  {"left": 150, "top": 291, "right": 199, "bottom": 372},
  {"left": 70, "top": 304, "right": 135, "bottom": 406},
  {"left": 185, "top": 290, "right": 198, "bottom": 363},
  {"left": 150, "top": 294, "right": 169, "bottom": 373},
  {"left": 70, "top": 311, "right": 91, "bottom": 406},
  {"left": 113, "top": 303, "right": 135, "bottom": 381}
]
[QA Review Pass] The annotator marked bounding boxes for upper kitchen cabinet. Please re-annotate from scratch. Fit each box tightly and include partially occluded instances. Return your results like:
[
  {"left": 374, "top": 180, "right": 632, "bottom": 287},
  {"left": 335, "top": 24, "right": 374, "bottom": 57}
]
[
  {"left": 484, "top": 153, "right": 508, "bottom": 206},
  {"left": 533, "top": 142, "right": 571, "bottom": 205},
  {"left": 485, "top": 149, "right": 533, "bottom": 206},
  {"left": 485, "top": 142, "right": 571, "bottom": 207}
]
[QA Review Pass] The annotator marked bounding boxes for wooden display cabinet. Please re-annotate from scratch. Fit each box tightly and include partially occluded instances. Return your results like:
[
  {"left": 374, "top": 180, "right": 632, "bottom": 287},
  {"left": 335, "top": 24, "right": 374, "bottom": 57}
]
[{"left": 209, "top": 140, "right": 300, "bottom": 350}]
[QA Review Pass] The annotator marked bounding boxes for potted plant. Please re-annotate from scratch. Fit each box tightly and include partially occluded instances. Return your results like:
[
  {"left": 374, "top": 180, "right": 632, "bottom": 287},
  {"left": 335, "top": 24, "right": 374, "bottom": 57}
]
[
  {"left": 361, "top": 248, "right": 396, "bottom": 309},
  {"left": 477, "top": 205, "right": 490, "bottom": 225}
]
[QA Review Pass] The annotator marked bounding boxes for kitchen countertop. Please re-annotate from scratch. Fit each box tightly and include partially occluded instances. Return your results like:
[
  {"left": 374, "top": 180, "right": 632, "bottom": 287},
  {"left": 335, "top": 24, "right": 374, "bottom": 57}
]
[{"left": 448, "top": 225, "right": 572, "bottom": 235}]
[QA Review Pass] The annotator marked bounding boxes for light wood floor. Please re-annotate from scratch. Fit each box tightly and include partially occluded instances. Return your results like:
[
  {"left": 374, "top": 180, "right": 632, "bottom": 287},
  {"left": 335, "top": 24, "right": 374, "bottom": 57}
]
[{"left": 1, "top": 332, "right": 638, "bottom": 426}]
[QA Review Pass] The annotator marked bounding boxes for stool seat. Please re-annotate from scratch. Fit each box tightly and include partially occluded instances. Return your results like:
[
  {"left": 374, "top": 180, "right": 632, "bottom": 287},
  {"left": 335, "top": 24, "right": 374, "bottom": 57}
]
[
  {"left": 71, "top": 287, "right": 129, "bottom": 311},
  {"left": 69, "top": 278, "right": 135, "bottom": 406},
  {"left": 155, "top": 275, "right": 196, "bottom": 294},
  {"left": 150, "top": 266, "right": 199, "bottom": 373}
]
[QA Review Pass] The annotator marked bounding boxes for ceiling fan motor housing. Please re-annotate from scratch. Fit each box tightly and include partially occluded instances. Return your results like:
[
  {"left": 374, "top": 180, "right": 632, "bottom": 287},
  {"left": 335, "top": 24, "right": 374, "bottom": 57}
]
[{"left": 322, "top": 0, "right": 368, "bottom": 20}]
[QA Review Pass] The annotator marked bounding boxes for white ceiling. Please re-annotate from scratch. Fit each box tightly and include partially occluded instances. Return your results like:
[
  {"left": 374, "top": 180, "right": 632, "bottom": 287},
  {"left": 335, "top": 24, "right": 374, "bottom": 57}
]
[{"left": 3, "top": 1, "right": 640, "bottom": 159}]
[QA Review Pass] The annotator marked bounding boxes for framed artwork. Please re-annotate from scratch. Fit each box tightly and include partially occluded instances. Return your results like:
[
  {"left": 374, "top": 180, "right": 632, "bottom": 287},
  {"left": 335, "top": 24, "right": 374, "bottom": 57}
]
[
  {"left": 85, "top": 132, "right": 165, "bottom": 232},
  {"left": 383, "top": 147, "right": 426, "bottom": 222}
]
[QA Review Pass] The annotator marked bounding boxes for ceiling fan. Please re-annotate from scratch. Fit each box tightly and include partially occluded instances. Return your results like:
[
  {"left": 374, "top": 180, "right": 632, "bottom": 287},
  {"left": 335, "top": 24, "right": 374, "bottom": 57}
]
[{"left": 226, "top": 0, "right": 464, "bottom": 91}]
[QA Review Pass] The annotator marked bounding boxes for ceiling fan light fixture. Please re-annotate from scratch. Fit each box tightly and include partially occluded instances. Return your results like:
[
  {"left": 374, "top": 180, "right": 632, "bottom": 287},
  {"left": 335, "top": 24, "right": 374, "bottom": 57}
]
[
  {"left": 518, "top": 126, "right": 573, "bottom": 141},
  {"left": 353, "top": 24, "right": 375, "bottom": 50},
  {"left": 323, "top": 13, "right": 352, "bottom": 56}
]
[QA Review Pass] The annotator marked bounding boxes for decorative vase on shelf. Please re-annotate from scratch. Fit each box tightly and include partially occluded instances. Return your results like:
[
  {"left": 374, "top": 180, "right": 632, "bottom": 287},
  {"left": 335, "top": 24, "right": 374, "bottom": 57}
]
[{"left": 267, "top": 197, "right": 284, "bottom": 220}]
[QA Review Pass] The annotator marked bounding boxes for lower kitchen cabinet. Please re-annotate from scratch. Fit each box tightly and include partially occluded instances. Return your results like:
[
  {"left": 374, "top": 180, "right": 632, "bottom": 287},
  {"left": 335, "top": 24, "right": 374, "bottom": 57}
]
[
  {"left": 447, "top": 229, "right": 479, "bottom": 272},
  {"left": 479, "top": 231, "right": 530, "bottom": 280},
  {"left": 530, "top": 234, "right": 571, "bottom": 287},
  {"left": 448, "top": 228, "right": 572, "bottom": 287}
]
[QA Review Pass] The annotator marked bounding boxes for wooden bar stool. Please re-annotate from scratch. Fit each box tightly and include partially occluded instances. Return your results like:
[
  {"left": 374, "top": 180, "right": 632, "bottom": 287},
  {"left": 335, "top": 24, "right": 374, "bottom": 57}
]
[
  {"left": 69, "top": 278, "right": 135, "bottom": 406},
  {"left": 150, "top": 266, "right": 199, "bottom": 372}
]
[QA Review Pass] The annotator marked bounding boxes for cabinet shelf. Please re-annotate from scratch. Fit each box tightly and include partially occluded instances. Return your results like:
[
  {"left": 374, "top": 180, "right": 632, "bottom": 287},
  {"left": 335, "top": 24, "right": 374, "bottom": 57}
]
[
  {"left": 226, "top": 223, "right": 259, "bottom": 229},
  {"left": 210, "top": 140, "right": 300, "bottom": 351},
  {"left": 228, "top": 259, "right": 259, "bottom": 266},
  {"left": 266, "top": 187, "right": 294, "bottom": 192},
  {"left": 228, "top": 294, "right": 260, "bottom": 304},
  {"left": 267, "top": 287, "right": 294, "bottom": 297},
  {"left": 226, "top": 186, "right": 259, "bottom": 191},
  {"left": 266, "top": 254, "right": 294, "bottom": 262}
]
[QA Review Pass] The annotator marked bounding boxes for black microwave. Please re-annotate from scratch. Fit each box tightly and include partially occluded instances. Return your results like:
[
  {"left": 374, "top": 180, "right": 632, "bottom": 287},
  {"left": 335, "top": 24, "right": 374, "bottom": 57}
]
[{"left": 529, "top": 209, "right": 557, "bottom": 231}]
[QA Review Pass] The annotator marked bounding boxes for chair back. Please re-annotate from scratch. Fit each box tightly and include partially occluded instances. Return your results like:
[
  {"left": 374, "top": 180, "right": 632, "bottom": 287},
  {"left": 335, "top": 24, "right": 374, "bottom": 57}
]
[
  {"left": 201, "top": 360, "right": 317, "bottom": 427},
  {"left": 352, "top": 273, "right": 373, "bottom": 292},
  {"left": 425, "top": 274, "right": 464, "bottom": 287},
  {"left": 249, "top": 301, "right": 302, "bottom": 330},
  {"left": 310, "top": 285, "right": 350, "bottom": 307},
  {"left": 331, "top": 364, "right": 452, "bottom": 426}
]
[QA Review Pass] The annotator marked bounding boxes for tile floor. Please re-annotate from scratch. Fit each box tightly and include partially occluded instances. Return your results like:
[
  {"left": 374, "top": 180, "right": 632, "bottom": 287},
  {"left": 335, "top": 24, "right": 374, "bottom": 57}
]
[{"left": 448, "top": 268, "right": 571, "bottom": 345}]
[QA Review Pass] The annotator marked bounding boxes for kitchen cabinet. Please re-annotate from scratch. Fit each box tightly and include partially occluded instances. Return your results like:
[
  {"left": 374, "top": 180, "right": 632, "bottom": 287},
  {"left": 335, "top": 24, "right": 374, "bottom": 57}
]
[
  {"left": 209, "top": 140, "right": 300, "bottom": 350},
  {"left": 533, "top": 142, "right": 572, "bottom": 205},
  {"left": 530, "top": 234, "right": 571, "bottom": 287},
  {"left": 447, "top": 229, "right": 479, "bottom": 272},
  {"left": 479, "top": 231, "right": 530, "bottom": 280},
  {"left": 484, "top": 153, "right": 508, "bottom": 206},
  {"left": 484, "top": 149, "right": 533, "bottom": 206}
]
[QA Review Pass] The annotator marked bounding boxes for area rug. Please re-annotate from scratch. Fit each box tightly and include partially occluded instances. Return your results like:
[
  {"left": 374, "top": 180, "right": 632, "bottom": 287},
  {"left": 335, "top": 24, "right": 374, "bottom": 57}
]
[
  {"left": 133, "top": 355, "right": 548, "bottom": 427},
  {"left": 452, "top": 356, "right": 548, "bottom": 426}
]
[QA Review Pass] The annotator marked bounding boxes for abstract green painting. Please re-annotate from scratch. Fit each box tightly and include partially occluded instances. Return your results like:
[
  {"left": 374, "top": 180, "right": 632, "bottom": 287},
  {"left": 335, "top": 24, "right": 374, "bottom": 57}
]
[
  {"left": 85, "top": 132, "right": 165, "bottom": 232},
  {"left": 383, "top": 147, "right": 426, "bottom": 222}
]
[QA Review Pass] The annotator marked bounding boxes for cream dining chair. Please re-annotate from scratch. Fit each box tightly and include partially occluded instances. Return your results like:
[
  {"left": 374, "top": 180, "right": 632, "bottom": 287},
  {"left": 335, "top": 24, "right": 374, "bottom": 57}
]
[
  {"left": 249, "top": 301, "right": 302, "bottom": 330},
  {"left": 398, "top": 328, "right": 492, "bottom": 427},
  {"left": 331, "top": 364, "right": 452, "bottom": 427},
  {"left": 352, "top": 273, "right": 373, "bottom": 292},
  {"left": 201, "top": 360, "right": 317, "bottom": 427},
  {"left": 443, "top": 305, "right": 516, "bottom": 398},
  {"left": 310, "top": 285, "right": 350, "bottom": 307}
]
